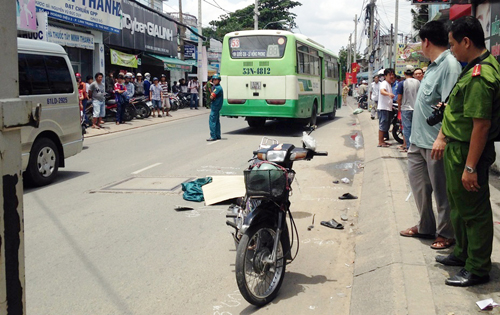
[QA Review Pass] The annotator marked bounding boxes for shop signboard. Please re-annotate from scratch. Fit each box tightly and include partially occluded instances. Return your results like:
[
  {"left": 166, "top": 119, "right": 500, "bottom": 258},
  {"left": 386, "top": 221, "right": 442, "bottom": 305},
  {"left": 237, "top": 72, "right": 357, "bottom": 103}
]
[
  {"left": 35, "top": 0, "right": 121, "bottom": 33},
  {"left": 185, "top": 27, "right": 199, "bottom": 43},
  {"left": 184, "top": 45, "right": 196, "bottom": 59},
  {"left": 110, "top": 49, "right": 138, "bottom": 68},
  {"left": 47, "top": 26, "right": 95, "bottom": 50},
  {"left": 208, "top": 51, "right": 221, "bottom": 61},
  {"left": 105, "top": 0, "right": 177, "bottom": 56}
]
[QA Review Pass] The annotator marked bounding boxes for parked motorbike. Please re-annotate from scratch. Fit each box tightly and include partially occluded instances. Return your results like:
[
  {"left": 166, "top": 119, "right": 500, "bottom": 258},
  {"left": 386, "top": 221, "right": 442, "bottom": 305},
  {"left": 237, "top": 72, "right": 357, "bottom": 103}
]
[
  {"left": 357, "top": 94, "right": 368, "bottom": 109},
  {"left": 391, "top": 104, "right": 404, "bottom": 144},
  {"left": 226, "top": 130, "right": 327, "bottom": 306},
  {"left": 130, "top": 95, "right": 150, "bottom": 119},
  {"left": 105, "top": 94, "right": 136, "bottom": 122}
]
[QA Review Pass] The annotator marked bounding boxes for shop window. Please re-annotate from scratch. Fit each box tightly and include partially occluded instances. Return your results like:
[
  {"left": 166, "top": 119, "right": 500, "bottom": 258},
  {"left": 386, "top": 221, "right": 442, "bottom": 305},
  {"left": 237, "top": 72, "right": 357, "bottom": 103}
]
[{"left": 45, "top": 56, "right": 73, "bottom": 94}]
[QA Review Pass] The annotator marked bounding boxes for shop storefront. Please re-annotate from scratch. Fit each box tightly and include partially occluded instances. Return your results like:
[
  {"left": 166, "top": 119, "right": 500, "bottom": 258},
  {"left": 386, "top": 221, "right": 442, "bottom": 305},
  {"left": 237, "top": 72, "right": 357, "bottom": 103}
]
[
  {"left": 18, "top": 0, "right": 121, "bottom": 81},
  {"left": 104, "top": 0, "right": 178, "bottom": 80}
]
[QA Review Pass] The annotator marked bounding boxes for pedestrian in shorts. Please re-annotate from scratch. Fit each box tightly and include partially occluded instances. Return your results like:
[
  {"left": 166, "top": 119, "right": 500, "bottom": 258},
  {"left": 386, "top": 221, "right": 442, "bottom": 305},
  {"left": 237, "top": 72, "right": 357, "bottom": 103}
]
[
  {"left": 88, "top": 72, "right": 106, "bottom": 128},
  {"left": 377, "top": 68, "right": 395, "bottom": 147},
  {"left": 149, "top": 77, "right": 162, "bottom": 117}
]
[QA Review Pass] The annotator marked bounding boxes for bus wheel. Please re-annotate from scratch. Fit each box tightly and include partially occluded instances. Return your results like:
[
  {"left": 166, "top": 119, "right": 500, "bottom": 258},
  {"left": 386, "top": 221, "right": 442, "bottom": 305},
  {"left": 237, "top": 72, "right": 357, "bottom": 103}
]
[
  {"left": 247, "top": 117, "right": 266, "bottom": 128},
  {"left": 308, "top": 104, "right": 318, "bottom": 127},
  {"left": 328, "top": 101, "right": 337, "bottom": 120}
]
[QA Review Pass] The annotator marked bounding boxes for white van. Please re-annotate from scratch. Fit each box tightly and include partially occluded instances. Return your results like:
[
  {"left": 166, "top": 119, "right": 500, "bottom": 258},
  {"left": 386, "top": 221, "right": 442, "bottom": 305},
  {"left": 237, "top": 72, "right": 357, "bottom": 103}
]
[{"left": 18, "top": 38, "right": 83, "bottom": 186}]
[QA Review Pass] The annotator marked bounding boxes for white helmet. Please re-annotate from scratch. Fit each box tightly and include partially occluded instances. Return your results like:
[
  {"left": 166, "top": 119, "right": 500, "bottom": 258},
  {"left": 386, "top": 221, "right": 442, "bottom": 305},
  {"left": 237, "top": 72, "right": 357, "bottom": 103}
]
[
  {"left": 145, "top": 72, "right": 151, "bottom": 79},
  {"left": 125, "top": 72, "right": 133, "bottom": 79},
  {"left": 136, "top": 73, "right": 142, "bottom": 77}
]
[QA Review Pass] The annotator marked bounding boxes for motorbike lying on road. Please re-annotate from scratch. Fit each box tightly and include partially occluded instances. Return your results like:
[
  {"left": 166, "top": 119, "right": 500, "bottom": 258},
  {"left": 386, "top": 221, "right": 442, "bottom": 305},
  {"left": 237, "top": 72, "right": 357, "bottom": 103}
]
[
  {"left": 226, "top": 129, "right": 327, "bottom": 306},
  {"left": 357, "top": 94, "right": 368, "bottom": 109}
]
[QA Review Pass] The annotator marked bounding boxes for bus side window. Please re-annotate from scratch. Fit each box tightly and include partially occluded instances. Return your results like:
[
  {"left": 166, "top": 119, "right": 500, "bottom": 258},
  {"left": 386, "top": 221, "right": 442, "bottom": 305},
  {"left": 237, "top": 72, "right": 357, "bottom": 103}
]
[{"left": 18, "top": 54, "right": 32, "bottom": 96}]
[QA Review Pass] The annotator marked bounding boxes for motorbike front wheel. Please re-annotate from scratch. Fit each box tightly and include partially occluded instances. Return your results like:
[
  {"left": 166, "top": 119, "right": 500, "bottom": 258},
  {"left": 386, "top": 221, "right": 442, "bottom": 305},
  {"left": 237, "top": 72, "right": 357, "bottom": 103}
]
[
  {"left": 392, "top": 121, "right": 404, "bottom": 144},
  {"left": 235, "top": 222, "right": 286, "bottom": 306}
]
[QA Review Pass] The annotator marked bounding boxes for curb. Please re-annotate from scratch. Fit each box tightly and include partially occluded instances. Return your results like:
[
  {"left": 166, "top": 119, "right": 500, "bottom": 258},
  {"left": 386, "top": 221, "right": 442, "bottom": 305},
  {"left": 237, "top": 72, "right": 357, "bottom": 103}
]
[
  {"left": 84, "top": 108, "right": 210, "bottom": 138},
  {"left": 349, "top": 100, "right": 436, "bottom": 315}
]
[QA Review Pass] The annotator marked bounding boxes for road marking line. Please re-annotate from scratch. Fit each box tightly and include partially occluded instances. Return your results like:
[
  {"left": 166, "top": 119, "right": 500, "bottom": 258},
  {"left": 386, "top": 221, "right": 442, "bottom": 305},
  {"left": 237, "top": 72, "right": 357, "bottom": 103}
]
[{"left": 131, "top": 163, "right": 162, "bottom": 174}]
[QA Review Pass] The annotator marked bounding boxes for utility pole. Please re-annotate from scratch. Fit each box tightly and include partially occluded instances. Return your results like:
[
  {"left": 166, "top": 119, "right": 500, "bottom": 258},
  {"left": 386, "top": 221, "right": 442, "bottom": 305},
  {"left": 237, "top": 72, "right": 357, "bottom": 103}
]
[
  {"left": 348, "top": 34, "right": 352, "bottom": 72},
  {"left": 393, "top": 0, "right": 399, "bottom": 69},
  {"left": 389, "top": 23, "right": 393, "bottom": 69},
  {"left": 178, "top": 0, "right": 185, "bottom": 61},
  {"left": 198, "top": 0, "right": 203, "bottom": 108},
  {"left": 353, "top": 14, "right": 357, "bottom": 65},
  {"left": 367, "top": 0, "right": 376, "bottom": 106},
  {"left": 254, "top": 0, "right": 259, "bottom": 30}
]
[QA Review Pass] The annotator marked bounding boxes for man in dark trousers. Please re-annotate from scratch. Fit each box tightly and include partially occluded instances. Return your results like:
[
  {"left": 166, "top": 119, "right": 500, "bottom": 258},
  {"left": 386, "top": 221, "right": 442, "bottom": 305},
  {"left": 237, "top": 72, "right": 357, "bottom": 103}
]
[
  {"left": 433, "top": 16, "right": 500, "bottom": 287},
  {"left": 207, "top": 74, "right": 223, "bottom": 141}
]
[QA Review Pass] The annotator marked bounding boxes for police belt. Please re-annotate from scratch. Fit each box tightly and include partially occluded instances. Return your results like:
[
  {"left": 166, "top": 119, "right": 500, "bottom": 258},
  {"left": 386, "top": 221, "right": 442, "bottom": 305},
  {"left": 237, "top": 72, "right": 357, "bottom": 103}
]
[{"left": 444, "top": 136, "right": 467, "bottom": 144}]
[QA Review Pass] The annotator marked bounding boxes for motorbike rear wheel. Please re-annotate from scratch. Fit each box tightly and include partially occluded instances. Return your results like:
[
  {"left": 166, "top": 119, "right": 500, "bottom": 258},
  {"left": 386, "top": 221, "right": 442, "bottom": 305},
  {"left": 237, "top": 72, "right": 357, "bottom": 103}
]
[
  {"left": 235, "top": 222, "right": 286, "bottom": 306},
  {"left": 135, "top": 104, "right": 148, "bottom": 119},
  {"left": 392, "top": 121, "right": 404, "bottom": 144},
  {"left": 123, "top": 104, "right": 136, "bottom": 121}
]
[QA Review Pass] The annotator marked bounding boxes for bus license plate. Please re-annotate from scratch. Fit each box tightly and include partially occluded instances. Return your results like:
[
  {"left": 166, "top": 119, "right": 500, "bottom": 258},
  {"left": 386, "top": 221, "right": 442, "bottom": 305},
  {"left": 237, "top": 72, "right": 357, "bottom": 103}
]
[{"left": 250, "top": 81, "right": 261, "bottom": 90}]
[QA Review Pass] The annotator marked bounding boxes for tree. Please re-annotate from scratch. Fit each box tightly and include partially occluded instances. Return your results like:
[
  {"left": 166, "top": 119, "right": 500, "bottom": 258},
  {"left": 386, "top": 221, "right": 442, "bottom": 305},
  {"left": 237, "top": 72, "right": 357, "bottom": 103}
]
[
  {"left": 203, "top": 0, "right": 302, "bottom": 42},
  {"left": 410, "top": 4, "right": 428, "bottom": 32}
]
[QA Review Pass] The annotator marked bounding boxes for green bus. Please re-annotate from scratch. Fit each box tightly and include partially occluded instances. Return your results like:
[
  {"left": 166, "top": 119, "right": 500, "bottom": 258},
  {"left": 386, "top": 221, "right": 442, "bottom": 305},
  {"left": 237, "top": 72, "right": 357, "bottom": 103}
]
[{"left": 219, "top": 30, "right": 342, "bottom": 127}]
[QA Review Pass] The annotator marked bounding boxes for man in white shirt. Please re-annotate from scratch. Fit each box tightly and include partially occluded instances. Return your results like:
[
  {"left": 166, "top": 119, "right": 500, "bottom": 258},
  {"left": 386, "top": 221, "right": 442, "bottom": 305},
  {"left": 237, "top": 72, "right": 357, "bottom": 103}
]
[
  {"left": 377, "top": 68, "right": 395, "bottom": 147},
  {"left": 370, "top": 75, "right": 380, "bottom": 119}
]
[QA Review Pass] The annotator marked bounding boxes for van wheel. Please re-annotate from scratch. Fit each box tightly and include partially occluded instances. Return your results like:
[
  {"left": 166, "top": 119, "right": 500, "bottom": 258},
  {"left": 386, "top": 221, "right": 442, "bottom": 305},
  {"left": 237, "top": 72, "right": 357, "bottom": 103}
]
[{"left": 25, "top": 138, "right": 59, "bottom": 187}]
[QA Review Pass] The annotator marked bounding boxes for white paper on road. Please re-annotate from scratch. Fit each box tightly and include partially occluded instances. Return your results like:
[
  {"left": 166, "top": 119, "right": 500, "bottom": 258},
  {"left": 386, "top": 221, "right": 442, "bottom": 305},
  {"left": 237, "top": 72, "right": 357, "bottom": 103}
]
[
  {"left": 202, "top": 175, "right": 245, "bottom": 206},
  {"left": 476, "top": 298, "right": 499, "bottom": 310}
]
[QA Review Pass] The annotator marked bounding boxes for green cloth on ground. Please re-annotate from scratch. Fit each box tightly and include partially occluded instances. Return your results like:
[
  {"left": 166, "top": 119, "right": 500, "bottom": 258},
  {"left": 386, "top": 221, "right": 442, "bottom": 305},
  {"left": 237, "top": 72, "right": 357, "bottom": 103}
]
[{"left": 182, "top": 177, "right": 213, "bottom": 202}]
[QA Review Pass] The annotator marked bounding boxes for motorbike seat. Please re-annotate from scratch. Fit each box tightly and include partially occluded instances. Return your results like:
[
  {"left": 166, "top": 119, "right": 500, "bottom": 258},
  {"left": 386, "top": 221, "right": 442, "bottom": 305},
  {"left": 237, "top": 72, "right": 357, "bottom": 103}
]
[{"left": 107, "top": 99, "right": 117, "bottom": 105}]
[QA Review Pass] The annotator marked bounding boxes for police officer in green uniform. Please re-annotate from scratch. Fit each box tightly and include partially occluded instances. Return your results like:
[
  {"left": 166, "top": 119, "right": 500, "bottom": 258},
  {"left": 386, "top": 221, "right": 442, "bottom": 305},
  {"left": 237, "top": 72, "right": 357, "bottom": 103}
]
[
  {"left": 207, "top": 74, "right": 223, "bottom": 141},
  {"left": 432, "top": 16, "right": 500, "bottom": 287}
]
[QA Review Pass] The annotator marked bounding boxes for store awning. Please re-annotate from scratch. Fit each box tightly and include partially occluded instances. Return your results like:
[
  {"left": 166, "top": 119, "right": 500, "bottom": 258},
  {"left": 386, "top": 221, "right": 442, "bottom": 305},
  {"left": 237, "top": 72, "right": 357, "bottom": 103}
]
[
  {"left": 450, "top": 4, "right": 471, "bottom": 21},
  {"left": 148, "top": 54, "right": 193, "bottom": 71}
]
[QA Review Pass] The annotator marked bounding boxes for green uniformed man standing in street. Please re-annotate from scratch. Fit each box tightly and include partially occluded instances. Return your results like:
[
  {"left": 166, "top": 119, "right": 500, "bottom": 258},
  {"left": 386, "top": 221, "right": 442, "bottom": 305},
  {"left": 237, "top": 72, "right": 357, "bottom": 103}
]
[
  {"left": 432, "top": 16, "right": 500, "bottom": 287},
  {"left": 207, "top": 74, "right": 223, "bottom": 141}
]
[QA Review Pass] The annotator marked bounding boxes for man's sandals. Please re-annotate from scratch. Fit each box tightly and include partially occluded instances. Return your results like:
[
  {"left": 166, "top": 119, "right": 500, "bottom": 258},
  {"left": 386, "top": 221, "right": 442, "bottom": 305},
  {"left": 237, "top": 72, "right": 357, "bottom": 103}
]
[{"left": 400, "top": 226, "right": 455, "bottom": 249}]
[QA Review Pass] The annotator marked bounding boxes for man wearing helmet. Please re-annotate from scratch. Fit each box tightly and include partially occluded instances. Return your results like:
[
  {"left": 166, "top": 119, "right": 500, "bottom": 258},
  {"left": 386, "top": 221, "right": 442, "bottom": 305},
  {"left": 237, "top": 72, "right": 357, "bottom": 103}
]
[
  {"left": 207, "top": 74, "right": 223, "bottom": 141},
  {"left": 134, "top": 73, "right": 145, "bottom": 96},
  {"left": 124, "top": 73, "right": 135, "bottom": 103}
]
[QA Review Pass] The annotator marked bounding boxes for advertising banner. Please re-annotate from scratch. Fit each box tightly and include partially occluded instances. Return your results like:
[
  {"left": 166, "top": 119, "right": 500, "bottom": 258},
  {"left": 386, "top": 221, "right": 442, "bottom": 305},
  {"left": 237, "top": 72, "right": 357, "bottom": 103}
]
[
  {"left": 35, "top": 0, "right": 121, "bottom": 33},
  {"left": 105, "top": 0, "right": 177, "bottom": 56},
  {"left": 17, "top": 0, "right": 37, "bottom": 31},
  {"left": 47, "top": 26, "right": 95, "bottom": 50},
  {"left": 351, "top": 62, "right": 360, "bottom": 74},
  {"left": 18, "top": 12, "right": 48, "bottom": 41},
  {"left": 110, "top": 49, "right": 138, "bottom": 68}
]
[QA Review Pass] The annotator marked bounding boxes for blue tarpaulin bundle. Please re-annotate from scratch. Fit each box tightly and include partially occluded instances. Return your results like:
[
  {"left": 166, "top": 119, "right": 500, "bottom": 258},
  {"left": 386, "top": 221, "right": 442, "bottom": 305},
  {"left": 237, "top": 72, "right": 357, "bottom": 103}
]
[{"left": 181, "top": 177, "right": 213, "bottom": 202}]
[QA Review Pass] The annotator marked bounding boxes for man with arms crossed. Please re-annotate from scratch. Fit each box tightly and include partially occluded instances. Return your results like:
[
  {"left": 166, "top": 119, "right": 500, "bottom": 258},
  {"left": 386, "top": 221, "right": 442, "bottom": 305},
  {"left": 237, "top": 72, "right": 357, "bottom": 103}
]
[
  {"left": 399, "top": 21, "right": 461, "bottom": 251},
  {"left": 433, "top": 16, "right": 500, "bottom": 287}
]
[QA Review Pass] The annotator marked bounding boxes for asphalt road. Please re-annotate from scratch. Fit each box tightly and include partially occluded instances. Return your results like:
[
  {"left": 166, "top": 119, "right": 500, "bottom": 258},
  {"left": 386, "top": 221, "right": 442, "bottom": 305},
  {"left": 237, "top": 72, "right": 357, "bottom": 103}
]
[{"left": 24, "top": 108, "right": 363, "bottom": 315}]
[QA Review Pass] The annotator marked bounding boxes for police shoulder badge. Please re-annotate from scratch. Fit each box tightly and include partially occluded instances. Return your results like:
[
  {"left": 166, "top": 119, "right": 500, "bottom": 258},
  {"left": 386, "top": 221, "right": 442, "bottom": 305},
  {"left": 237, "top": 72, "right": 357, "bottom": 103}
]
[{"left": 472, "top": 64, "right": 482, "bottom": 77}]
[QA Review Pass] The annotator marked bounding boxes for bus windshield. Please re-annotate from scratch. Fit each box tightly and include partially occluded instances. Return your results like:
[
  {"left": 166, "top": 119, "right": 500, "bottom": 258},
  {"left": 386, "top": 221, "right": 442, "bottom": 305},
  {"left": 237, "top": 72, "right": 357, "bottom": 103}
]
[{"left": 229, "top": 36, "right": 287, "bottom": 59}]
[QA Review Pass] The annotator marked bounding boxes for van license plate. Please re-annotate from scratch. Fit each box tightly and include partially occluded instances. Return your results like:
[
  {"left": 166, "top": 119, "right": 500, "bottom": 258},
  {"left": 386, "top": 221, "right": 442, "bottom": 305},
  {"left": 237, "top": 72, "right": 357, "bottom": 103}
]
[{"left": 250, "top": 81, "right": 261, "bottom": 90}]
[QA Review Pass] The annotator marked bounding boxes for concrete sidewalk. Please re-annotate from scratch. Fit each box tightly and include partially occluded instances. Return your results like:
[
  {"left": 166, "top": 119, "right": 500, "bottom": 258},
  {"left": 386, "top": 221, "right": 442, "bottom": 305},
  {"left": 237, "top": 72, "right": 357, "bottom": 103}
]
[
  {"left": 84, "top": 107, "right": 210, "bottom": 138},
  {"left": 349, "top": 97, "right": 500, "bottom": 315}
]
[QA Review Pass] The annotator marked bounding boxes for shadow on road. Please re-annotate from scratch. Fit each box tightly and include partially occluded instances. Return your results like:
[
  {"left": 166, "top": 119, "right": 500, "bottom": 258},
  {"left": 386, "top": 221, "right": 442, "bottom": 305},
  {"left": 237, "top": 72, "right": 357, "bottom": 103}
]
[
  {"left": 239, "top": 272, "right": 334, "bottom": 314},
  {"left": 24, "top": 170, "right": 89, "bottom": 193},
  {"left": 225, "top": 116, "right": 343, "bottom": 138}
]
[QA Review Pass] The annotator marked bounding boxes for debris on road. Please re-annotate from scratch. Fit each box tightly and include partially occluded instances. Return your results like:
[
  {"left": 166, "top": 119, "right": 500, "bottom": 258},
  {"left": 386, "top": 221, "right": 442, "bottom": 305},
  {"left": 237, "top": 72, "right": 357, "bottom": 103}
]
[
  {"left": 340, "top": 214, "right": 348, "bottom": 221},
  {"left": 353, "top": 108, "right": 363, "bottom": 115},
  {"left": 341, "top": 177, "right": 350, "bottom": 184},
  {"left": 339, "top": 193, "right": 358, "bottom": 200},
  {"left": 174, "top": 205, "right": 194, "bottom": 211},
  {"left": 320, "top": 219, "right": 344, "bottom": 230},
  {"left": 476, "top": 298, "right": 499, "bottom": 310}
]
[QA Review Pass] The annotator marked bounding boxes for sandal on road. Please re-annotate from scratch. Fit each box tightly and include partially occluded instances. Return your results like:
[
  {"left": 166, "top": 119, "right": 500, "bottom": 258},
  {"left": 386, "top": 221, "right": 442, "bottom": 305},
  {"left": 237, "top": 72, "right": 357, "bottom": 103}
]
[
  {"left": 377, "top": 143, "right": 391, "bottom": 148},
  {"left": 321, "top": 219, "right": 344, "bottom": 230},
  {"left": 339, "top": 193, "right": 358, "bottom": 200},
  {"left": 399, "top": 225, "right": 434, "bottom": 239},
  {"left": 431, "top": 236, "right": 455, "bottom": 249}
]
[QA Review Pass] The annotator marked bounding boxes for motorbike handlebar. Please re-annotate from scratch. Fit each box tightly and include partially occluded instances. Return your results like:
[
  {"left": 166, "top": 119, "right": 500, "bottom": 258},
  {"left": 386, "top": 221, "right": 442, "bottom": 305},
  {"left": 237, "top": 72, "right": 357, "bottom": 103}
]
[{"left": 313, "top": 151, "right": 328, "bottom": 156}]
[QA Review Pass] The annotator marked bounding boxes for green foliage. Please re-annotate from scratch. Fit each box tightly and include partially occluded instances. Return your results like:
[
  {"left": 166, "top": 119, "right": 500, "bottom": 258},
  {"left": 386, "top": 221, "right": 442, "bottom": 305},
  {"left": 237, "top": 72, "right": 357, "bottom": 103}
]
[
  {"left": 410, "top": 4, "right": 428, "bottom": 32},
  {"left": 338, "top": 46, "right": 361, "bottom": 79},
  {"left": 203, "top": 0, "right": 302, "bottom": 42}
]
